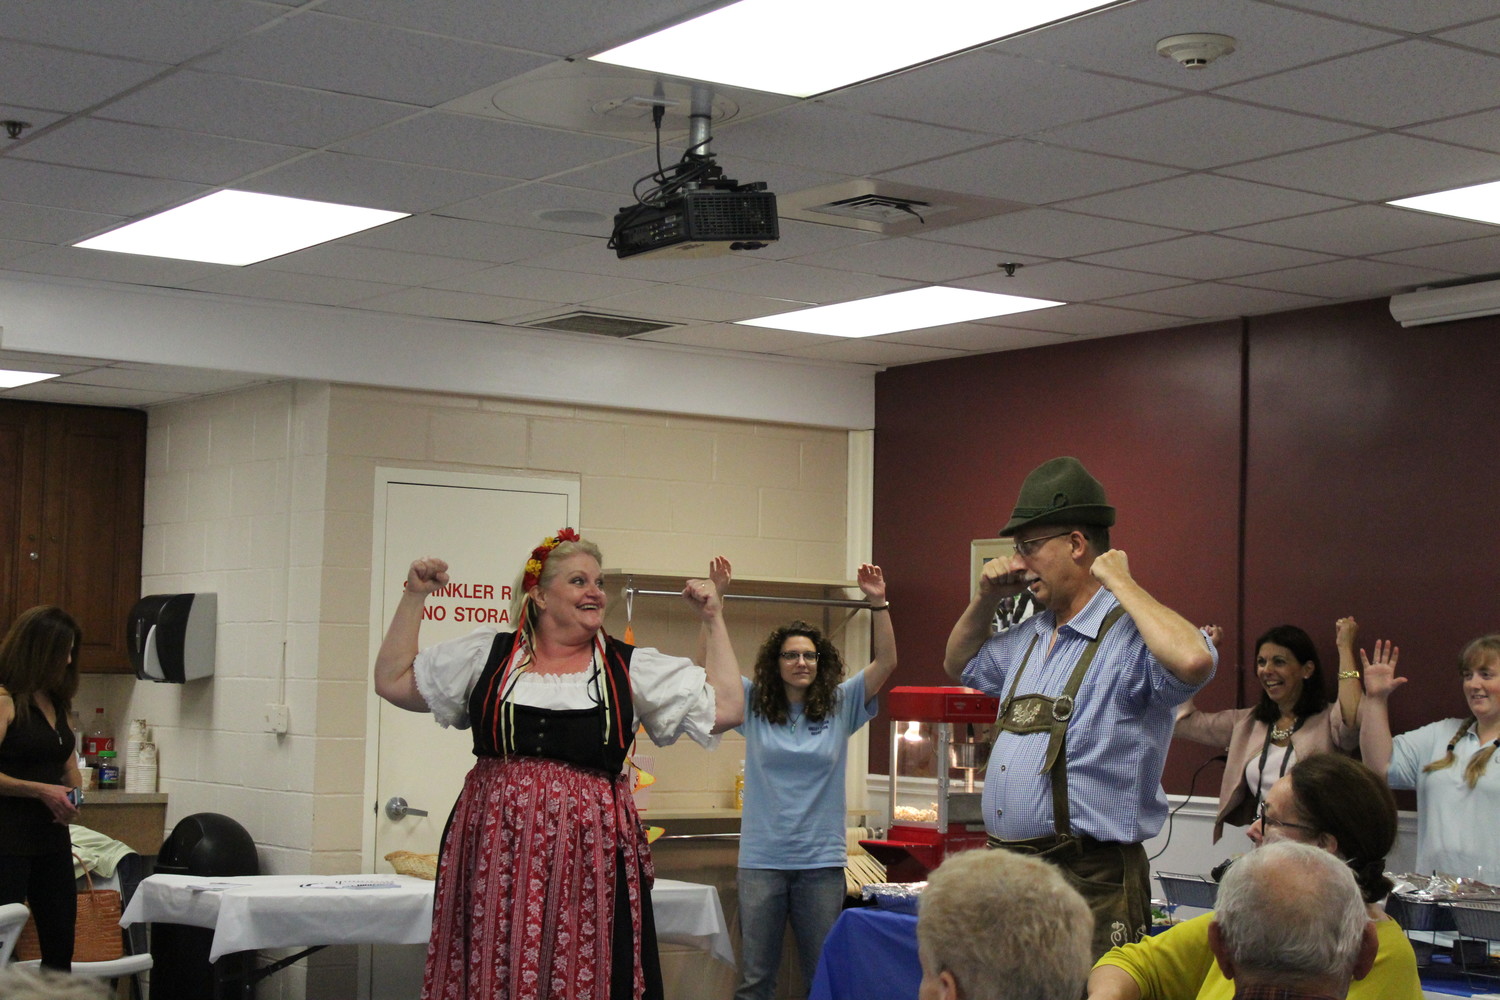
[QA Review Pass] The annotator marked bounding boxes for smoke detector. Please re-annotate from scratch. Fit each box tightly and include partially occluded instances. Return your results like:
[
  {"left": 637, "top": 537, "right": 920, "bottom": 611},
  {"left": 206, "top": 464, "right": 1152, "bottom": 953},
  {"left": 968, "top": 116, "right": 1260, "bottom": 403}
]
[{"left": 1156, "top": 33, "right": 1237, "bottom": 68}]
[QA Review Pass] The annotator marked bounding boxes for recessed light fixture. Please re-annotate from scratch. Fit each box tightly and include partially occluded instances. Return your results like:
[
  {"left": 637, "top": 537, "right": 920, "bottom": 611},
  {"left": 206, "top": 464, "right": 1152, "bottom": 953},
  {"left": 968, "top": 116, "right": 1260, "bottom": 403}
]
[
  {"left": 593, "top": 0, "right": 1130, "bottom": 98},
  {"left": 0, "top": 369, "right": 60, "bottom": 388},
  {"left": 1389, "top": 180, "right": 1500, "bottom": 226},
  {"left": 75, "top": 190, "right": 409, "bottom": 266},
  {"left": 737, "top": 286, "right": 1063, "bottom": 338}
]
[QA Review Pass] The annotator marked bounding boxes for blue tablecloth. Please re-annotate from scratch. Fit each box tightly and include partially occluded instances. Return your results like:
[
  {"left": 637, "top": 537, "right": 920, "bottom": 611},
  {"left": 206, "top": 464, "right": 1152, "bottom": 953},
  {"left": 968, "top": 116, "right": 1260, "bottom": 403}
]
[{"left": 808, "top": 907, "right": 922, "bottom": 1000}]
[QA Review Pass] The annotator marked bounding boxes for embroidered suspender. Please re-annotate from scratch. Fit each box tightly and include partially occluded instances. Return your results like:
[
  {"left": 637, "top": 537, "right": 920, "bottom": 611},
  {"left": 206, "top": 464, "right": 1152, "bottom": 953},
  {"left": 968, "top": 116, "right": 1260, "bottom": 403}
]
[{"left": 995, "top": 604, "right": 1128, "bottom": 836}]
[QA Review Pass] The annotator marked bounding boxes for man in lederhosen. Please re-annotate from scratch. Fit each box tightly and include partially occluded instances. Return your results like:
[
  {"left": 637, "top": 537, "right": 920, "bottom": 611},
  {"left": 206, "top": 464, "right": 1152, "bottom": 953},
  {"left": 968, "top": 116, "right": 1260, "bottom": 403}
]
[{"left": 943, "top": 456, "right": 1217, "bottom": 960}]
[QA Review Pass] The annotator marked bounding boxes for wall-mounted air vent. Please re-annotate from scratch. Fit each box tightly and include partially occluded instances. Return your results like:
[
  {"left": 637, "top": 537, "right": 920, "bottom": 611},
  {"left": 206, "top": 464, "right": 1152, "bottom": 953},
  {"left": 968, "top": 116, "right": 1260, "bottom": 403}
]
[
  {"left": 779, "top": 179, "right": 1024, "bottom": 236},
  {"left": 523, "top": 312, "right": 678, "bottom": 338}
]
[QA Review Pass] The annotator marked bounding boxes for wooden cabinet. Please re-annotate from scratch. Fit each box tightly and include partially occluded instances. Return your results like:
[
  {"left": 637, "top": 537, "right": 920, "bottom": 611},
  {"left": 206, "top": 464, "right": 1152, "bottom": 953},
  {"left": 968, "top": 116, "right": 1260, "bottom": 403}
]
[{"left": 0, "top": 401, "right": 145, "bottom": 673}]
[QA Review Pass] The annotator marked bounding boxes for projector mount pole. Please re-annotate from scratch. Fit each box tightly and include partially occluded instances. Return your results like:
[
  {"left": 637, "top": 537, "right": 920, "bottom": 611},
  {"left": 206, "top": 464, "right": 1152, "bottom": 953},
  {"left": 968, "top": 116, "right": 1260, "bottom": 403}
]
[{"left": 684, "top": 84, "right": 715, "bottom": 185}]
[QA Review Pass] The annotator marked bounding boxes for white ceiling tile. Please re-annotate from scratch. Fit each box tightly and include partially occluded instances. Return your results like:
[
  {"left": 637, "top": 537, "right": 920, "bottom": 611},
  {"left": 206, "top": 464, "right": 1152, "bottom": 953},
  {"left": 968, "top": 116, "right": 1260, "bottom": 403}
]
[
  {"left": 0, "top": 351, "right": 96, "bottom": 374},
  {"left": 1219, "top": 133, "right": 1500, "bottom": 202},
  {"left": 1078, "top": 235, "right": 1338, "bottom": 281},
  {"left": 1059, "top": 174, "right": 1349, "bottom": 231},
  {"left": 315, "top": 0, "right": 710, "bottom": 57},
  {"left": 0, "top": 159, "right": 206, "bottom": 216},
  {"left": 1373, "top": 233, "right": 1500, "bottom": 274},
  {"left": 3, "top": 246, "right": 222, "bottom": 287},
  {"left": 260, "top": 244, "right": 491, "bottom": 285},
  {"left": 239, "top": 153, "right": 514, "bottom": 215},
  {"left": 880, "top": 139, "right": 1180, "bottom": 204},
  {"left": 790, "top": 237, "right": 1007, "bottom": 283},
  {"left": 0, "top": 108, "right": 66, "bottom": 134},
  {"left": 781, "top": 338, "right": 969, "bottom": 366},
  {"left": 980, "top": 303, "right": 1195, "bottom": 336},
  {"left": 587, "top": 285, "right": 811, "bottom": 324},
  {"left": 64, "top": 364, "right": 275, "bottom": 395},
  {"left": 347, "top": 286, "right": 552, "bottom": 322},
  {"left": 1099, "top": 282, "right": 1334, "bottom": 318},
  {"left": 332, "top": 112, "right": 641, "bottom": 179},
  {"left": 878, "top": 322, "right": 1077, "bottom": 353},
  {"left": 1275, "top": 0, "right": 1498, "bottom": 34},
  {"left": 633, "top": 323, "right": 831, "bottom": 355},
  {"left": 1436, "top": 17, "right": 1500, "bottom": 55},
  {"left": 429, "top": 263, "right": 660, "bottom": 301},
  {"left": 1406, "top": 108, "right": 1500, "bottom": 154},
  {"left": 683, "top": 261, "right": 912, "bottom": 304},
  {"left": 823, "top": 49, "right": 1176, "bottom": 137},
  {"left": 441, "top": 182, "right": 621, "bottom": 234},
  {"left": 1224, "top": 204, "right": 1500, "bottom": 256},
  {"left": 100, "top": 71, "right": 420, "bottom": 148},
  {"left": 13, "top": 119, "right": 300, "bottom": 185},
  {"left": 523, "top": 240, "right": 759, "bottom": 282},
  {"left": 0, "top": 1, "right": 280, "bottom": 62},
  {"left": 922, "top": 208, "right": 1186, "bottom": 258},
  {"left": 1219, "top": 40, "right": 1500, "bottom": 128},
  {"left": 711, "top": 103, "right": 992, "bottom": 176},
  {"left": 0, "top": 381, "right": 187, "bottom": 406},
  {"left": 0, "top": 40, "right": 168, "bottom": 112},
  {"left": 0, "top": 203, "right": 126, "bottom": 244},
  {"left": 556, "top": 147, "right": 846, "bottom": 203},
  {"left": 0, "top": 239, "right": 48, "bottom": 266},
  {"left": 952, "top": 260, "right": 1191, "bottom": 301},
  {"left": 1227, "top": 258, "right": 1464, "bottom": 298},
  {"left": 194, "top": 14, "right": 552, "bottom": 106},
  {"left": 989, "top": 0, "right": 1399, "bottom": 89},
  {"left": 182, "top": 268, "right": 407, "bottom": 307},
  {"left": 1042, "top": 96, "right": 1369, "bottom": 170},
  {"left": 344, "top": 214, "right": 590, "bottom": 262},
  {"left": 756, "top": 220, "right": 882, "bottom": 262}
]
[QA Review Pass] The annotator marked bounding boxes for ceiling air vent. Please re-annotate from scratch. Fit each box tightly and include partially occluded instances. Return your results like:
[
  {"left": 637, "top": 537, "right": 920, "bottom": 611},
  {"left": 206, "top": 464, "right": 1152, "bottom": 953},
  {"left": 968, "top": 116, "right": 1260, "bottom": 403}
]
[
  {"left": 779, "top": 179, "right": 1024, "bottom": 236},
  {"left": 522, "top": 311, "right": 678, "bottom": 338}
]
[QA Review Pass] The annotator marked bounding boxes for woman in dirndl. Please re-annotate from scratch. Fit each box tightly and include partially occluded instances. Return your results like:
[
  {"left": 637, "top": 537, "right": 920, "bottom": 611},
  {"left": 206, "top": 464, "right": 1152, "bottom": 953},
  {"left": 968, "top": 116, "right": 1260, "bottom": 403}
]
[{"left": 374, "top": 530, "right": 744, "bottom": 1000}]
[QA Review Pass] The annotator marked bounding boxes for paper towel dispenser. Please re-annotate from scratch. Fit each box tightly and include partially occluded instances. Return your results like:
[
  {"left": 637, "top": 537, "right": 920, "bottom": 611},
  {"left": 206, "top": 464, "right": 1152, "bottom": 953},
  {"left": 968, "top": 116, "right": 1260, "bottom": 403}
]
[{"left": 128, "top": 593, "right": 216, "bottom": 683}]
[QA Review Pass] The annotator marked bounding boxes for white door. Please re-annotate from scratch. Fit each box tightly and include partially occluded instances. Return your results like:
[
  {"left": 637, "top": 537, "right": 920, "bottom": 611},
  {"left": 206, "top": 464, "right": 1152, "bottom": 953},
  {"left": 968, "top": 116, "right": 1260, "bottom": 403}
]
[{"left": 363, "top": 469, "right": 577, "bottom": 998}]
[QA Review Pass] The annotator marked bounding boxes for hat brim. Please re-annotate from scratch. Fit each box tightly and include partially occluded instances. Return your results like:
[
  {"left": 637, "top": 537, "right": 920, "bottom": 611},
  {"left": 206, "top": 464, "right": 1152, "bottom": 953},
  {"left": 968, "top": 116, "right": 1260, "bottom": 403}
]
[{"left": 1000, "top": 504, "right": 1116, "bottom": 537}]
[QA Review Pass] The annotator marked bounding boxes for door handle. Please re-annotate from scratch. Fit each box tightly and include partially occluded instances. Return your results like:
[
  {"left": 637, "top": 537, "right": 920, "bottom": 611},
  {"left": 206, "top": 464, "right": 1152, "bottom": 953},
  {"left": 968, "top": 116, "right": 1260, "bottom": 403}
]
[{"left": 385, "top": 796, "right": 430, "bottom": 821}]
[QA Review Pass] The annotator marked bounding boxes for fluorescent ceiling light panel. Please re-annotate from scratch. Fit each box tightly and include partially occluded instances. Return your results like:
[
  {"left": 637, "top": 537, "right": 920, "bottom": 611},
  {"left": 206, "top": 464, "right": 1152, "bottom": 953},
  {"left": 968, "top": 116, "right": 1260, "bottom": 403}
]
[
  {"left": 75, "top": 190, "right": 409, "bottom": 266},
  {"left": 0, "top": 369, "right": 60, "bottom": 388},
  {"left": 738, "top": 286, "right": 1063, "bottom": 338},
  {"left": 593, "top": 0, "right": 1127, "bottom": 98},
  {"left": 1390, "top": 180, "right": 1500, "bottom": 225}
]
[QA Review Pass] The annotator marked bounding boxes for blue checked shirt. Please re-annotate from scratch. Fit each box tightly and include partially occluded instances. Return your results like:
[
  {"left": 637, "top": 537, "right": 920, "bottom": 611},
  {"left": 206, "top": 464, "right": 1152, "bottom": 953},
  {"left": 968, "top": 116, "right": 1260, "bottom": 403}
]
[{"left": 961, "top": 586, "right": 1214, "bottom": 843}]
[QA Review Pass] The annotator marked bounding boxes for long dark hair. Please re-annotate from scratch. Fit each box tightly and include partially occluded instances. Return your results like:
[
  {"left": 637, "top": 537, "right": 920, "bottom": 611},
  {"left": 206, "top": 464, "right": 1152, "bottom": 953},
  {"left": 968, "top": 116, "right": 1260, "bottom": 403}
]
[
  {"left": 0, "top": 606, "right": 81, "bottom": 727},
  {"left": 750, "top": 621, "right": 845, "bottom": 725},
  {"left": 1288, "top": 753, "right": 1396, "bottom": 903},
  {"left": 1250, "top": 624, "right": 1329, "bottom": 725}
]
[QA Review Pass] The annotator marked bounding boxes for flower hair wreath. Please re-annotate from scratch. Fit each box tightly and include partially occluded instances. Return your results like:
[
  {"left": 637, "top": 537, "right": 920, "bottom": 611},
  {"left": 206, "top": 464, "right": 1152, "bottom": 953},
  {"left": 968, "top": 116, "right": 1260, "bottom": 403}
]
[{"left": 522, "top": 527, "right": 580, "bottom": 592}]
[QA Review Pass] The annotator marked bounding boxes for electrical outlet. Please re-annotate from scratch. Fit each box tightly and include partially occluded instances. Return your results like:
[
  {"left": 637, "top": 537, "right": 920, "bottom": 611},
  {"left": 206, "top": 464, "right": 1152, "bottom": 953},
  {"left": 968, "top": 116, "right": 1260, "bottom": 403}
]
[{"left": 264, "top": 703, "right": 290, "bottom": 734}]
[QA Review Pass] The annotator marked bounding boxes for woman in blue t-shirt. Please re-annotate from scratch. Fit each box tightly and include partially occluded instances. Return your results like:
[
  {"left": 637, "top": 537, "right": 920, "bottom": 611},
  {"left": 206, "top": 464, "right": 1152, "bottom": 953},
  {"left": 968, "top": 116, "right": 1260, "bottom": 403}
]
[{"left": 728, "top": 562, "right": 897, "bottom": 1000}]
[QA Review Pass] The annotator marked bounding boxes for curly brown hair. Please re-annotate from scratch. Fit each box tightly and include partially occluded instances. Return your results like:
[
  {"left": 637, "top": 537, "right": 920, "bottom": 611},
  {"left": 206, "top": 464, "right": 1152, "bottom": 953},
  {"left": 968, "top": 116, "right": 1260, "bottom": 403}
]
[{"left": 750, "top": 620, "right": 845, "bottom": 725}]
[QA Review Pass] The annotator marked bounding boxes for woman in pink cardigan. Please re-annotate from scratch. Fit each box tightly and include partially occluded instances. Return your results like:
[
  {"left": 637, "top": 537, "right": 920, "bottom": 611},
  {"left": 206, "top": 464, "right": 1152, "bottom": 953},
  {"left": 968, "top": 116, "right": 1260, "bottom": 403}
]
[{"left": 1174, "top": 619, "right": 1388, "bottom": 842}]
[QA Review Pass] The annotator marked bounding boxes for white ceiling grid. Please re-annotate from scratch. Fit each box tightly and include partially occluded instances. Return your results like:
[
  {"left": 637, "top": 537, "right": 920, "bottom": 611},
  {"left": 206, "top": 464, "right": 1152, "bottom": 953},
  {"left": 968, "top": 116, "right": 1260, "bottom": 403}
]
[{"left": 2, "top": 0, "right": 1500, "bottom": 403}]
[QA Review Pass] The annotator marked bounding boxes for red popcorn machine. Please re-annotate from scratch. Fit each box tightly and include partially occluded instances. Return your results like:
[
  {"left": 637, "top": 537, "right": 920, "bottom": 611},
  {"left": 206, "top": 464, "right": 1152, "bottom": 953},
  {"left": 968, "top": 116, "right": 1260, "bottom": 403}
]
[{"left": 860, "top": 686, "right": 999, "bottom": 882}]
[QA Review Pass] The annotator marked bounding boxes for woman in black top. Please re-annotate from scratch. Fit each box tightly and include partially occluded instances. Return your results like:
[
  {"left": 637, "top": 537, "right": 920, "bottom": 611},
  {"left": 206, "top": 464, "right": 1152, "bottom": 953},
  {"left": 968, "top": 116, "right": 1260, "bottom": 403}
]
[{"left": 0, "top": 606, "right": 83, "bottom": 971}]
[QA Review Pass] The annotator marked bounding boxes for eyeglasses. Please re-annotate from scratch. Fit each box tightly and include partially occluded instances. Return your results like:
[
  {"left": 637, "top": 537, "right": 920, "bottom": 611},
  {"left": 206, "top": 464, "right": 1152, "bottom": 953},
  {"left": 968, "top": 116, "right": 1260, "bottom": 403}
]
[
  {"left": 780, "top": 650, "right": 819, "bottom": 663},
  {"left": 1255, "top": 806, "right": 1319, "bottom": 837},
  {"left": 1013, "top": 531, "right": 1072, "bottom": 558}
]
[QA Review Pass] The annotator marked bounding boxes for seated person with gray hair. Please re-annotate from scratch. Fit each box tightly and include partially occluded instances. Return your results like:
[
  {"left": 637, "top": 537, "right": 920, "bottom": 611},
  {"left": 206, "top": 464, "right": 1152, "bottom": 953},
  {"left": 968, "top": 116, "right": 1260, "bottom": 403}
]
[
  {"left": 917, "top": 848, "right": 1094, "bottom": 1000},
  {"left": 1209, "top": 841, "right": 1378, "bottom": 1000}
]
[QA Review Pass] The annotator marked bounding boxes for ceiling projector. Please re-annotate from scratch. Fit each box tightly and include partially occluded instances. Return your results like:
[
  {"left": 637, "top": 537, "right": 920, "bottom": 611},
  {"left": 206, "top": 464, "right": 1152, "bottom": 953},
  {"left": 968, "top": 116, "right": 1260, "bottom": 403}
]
[{"left": 611, "top": 168, "right": 779, "bottom": 260}]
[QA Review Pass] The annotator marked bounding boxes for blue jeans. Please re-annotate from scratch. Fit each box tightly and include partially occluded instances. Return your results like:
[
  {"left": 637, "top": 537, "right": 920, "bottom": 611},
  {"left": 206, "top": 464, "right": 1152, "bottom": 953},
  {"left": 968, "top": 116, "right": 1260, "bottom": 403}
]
[{"left": 735, "top": 866, "right": 845, "bottom": 1000}]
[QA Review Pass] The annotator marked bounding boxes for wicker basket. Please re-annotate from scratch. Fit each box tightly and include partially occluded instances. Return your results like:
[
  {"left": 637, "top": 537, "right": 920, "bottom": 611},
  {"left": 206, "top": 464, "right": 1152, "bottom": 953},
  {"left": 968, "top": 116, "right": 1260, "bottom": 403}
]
[{"left": 385, "top": 850, "right": 439, "bottom": 880}]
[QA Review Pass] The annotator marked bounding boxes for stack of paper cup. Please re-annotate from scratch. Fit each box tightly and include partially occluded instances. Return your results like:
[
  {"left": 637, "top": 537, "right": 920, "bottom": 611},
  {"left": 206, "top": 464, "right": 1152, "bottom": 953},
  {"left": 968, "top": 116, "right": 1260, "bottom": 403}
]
[
  {"left": 124, "top": 720, "right": 150, "bottom": 792},
  {"left": 126, "top": 742, "right": 157, "bottom": 793}
]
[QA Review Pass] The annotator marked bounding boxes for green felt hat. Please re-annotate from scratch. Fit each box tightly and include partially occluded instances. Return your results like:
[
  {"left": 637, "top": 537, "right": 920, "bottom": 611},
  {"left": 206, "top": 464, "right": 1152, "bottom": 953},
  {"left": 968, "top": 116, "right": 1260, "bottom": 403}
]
[{"left": 1000, "top": 457, "right": 1116, "bottom": 537}]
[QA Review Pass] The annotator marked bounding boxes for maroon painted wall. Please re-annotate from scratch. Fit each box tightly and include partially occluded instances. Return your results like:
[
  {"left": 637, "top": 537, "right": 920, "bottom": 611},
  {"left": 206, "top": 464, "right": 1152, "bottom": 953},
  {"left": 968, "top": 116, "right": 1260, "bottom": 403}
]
[
  {"left": 872, "top": 298, "right": 1500, "bottom": 795},
  {"left": 873, "top": 320, "right": 1244, "bottom": 791}
]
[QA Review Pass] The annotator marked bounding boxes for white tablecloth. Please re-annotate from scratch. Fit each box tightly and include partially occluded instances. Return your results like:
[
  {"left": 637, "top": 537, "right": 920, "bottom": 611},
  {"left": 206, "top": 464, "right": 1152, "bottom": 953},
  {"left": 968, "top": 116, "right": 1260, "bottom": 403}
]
[{"left": 122, "top": 874, "right": 733, "bottom": 965}]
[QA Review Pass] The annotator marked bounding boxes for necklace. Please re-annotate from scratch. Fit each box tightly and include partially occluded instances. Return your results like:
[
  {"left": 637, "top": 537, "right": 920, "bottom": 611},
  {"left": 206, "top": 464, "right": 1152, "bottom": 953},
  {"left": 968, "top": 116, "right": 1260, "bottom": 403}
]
[{"left": 1270, "top": 721, "right": 1295, "bottom": 742}]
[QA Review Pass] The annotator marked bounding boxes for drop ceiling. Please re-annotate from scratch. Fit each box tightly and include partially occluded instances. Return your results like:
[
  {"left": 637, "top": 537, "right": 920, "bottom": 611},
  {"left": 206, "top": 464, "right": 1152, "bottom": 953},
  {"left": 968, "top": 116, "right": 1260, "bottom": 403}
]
[{"left": 5, "top": 0, "right": 1500, "bottom": 406}]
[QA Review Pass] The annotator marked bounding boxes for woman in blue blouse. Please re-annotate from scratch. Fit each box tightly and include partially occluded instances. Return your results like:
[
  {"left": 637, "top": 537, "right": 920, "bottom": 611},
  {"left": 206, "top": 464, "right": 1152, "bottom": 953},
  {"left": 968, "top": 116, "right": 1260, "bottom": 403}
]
[{"left": 727, "top": 562, "right": 897, "bottom": 1000}]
